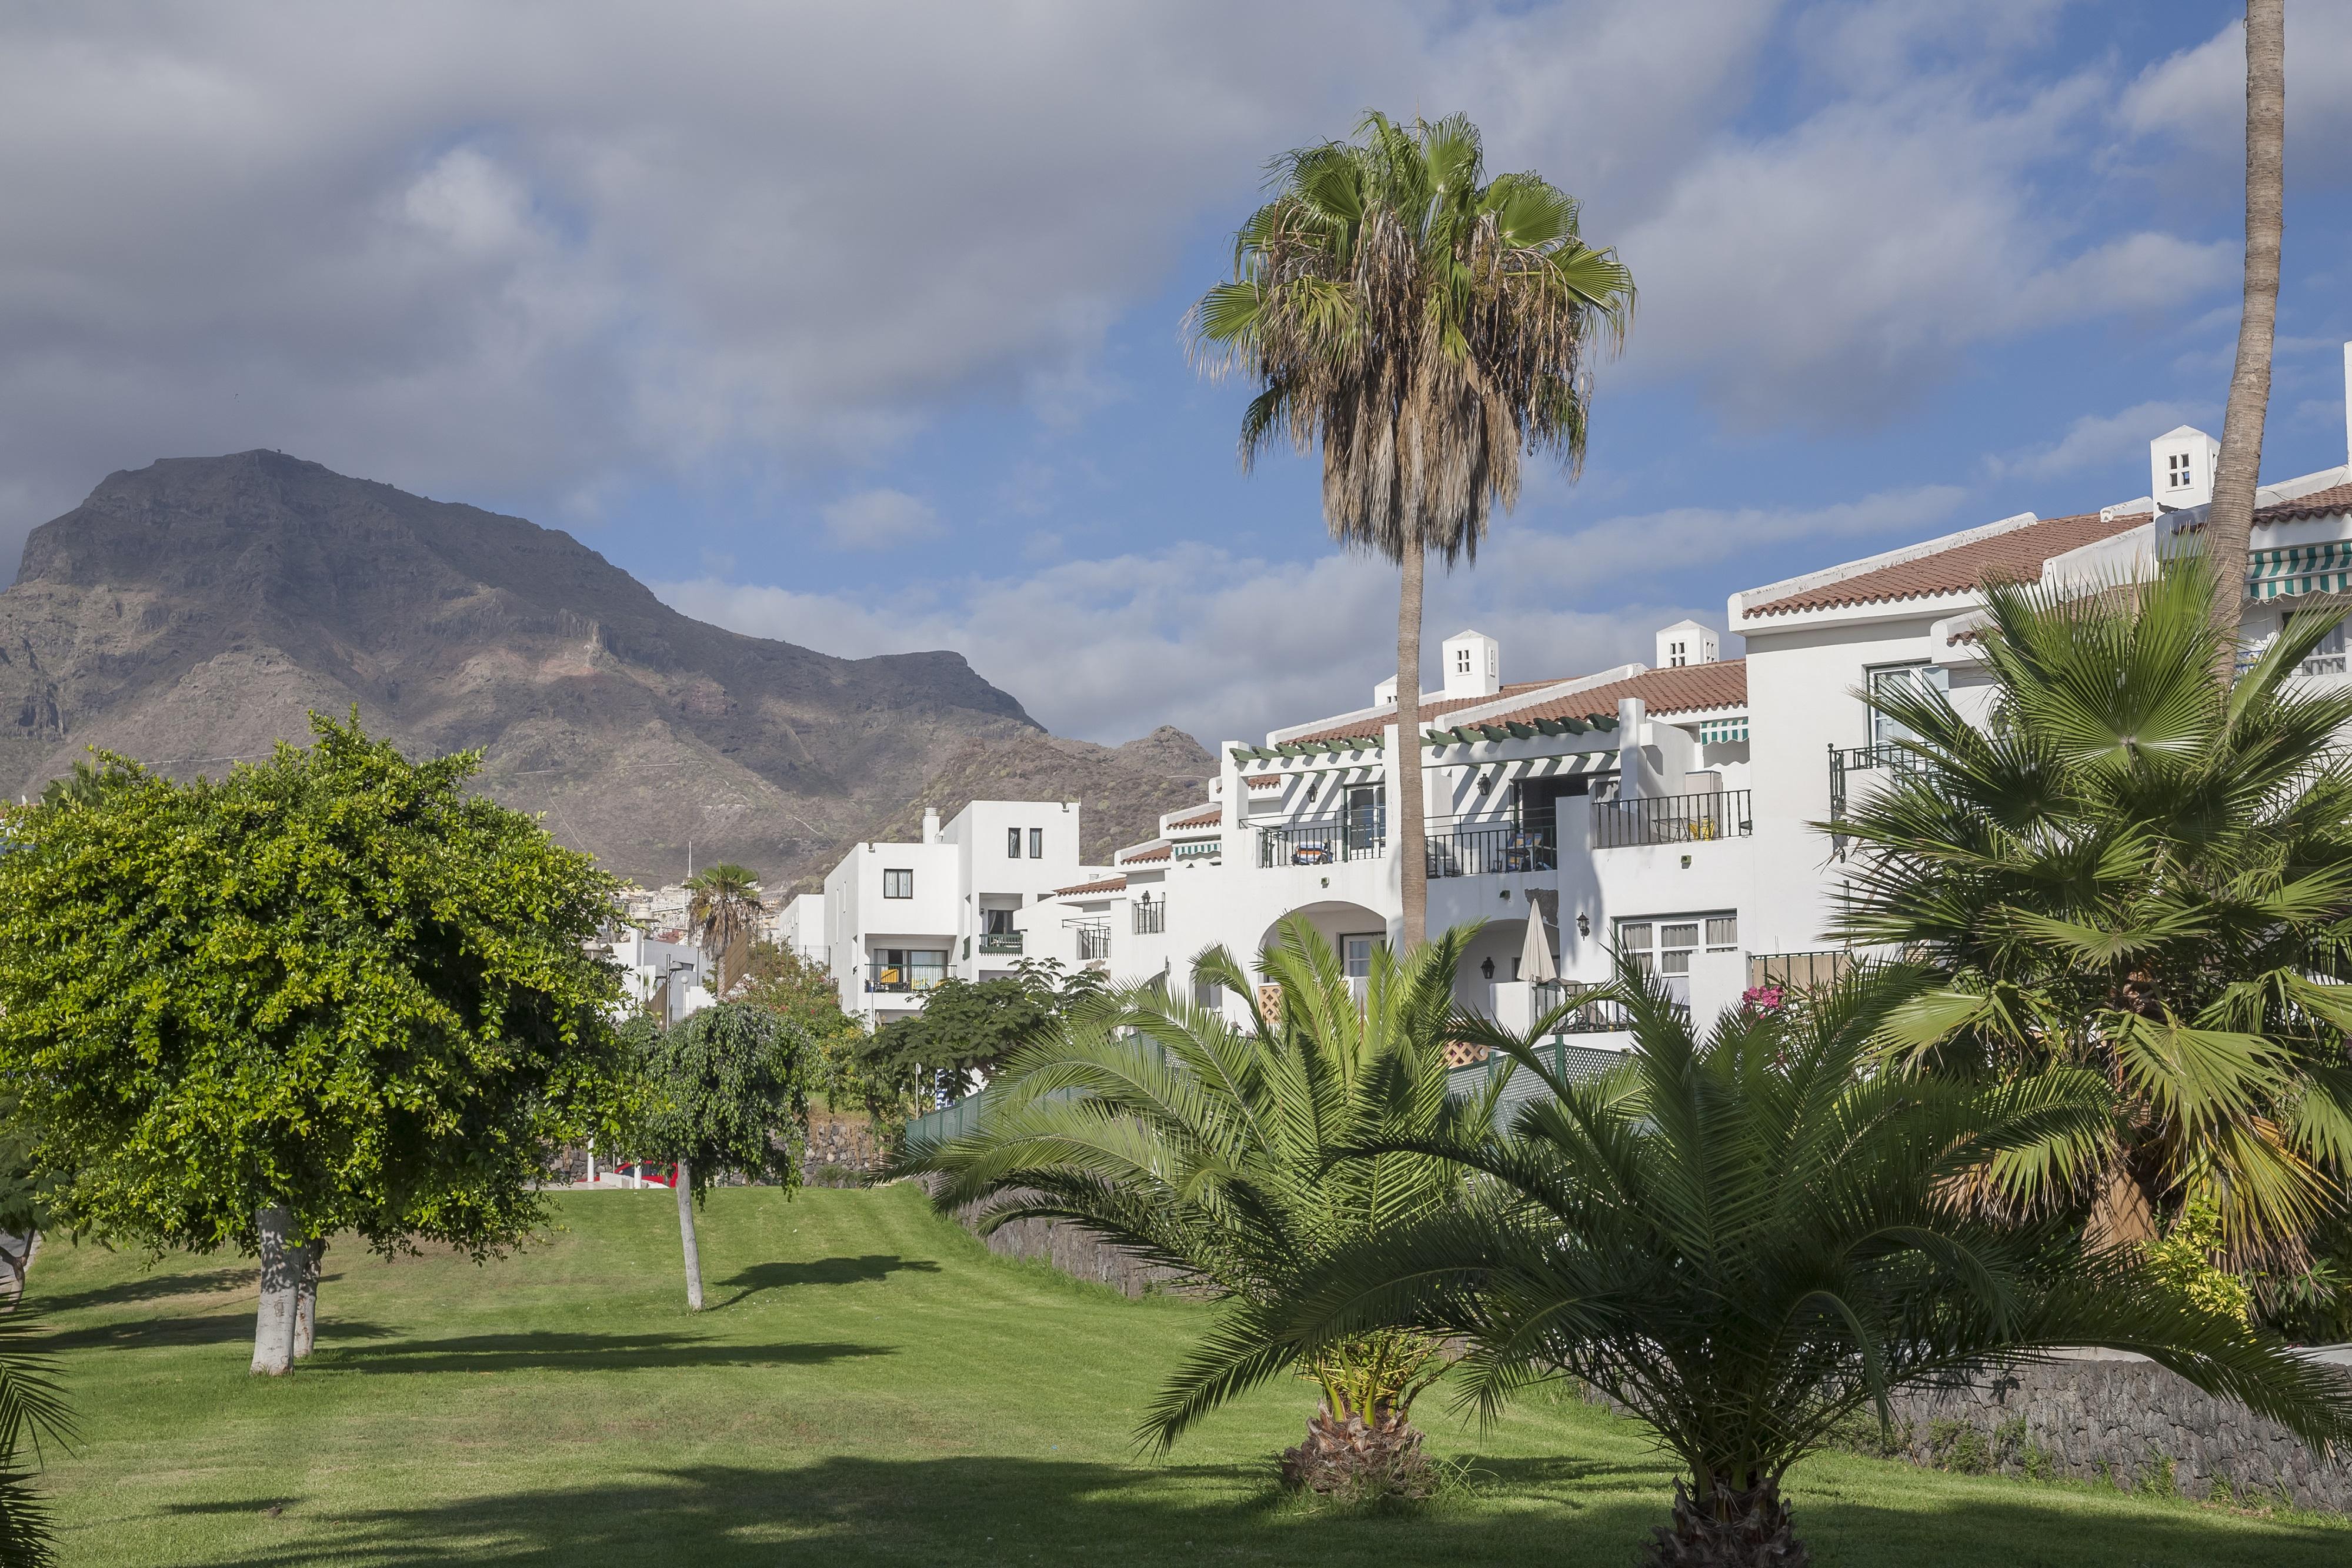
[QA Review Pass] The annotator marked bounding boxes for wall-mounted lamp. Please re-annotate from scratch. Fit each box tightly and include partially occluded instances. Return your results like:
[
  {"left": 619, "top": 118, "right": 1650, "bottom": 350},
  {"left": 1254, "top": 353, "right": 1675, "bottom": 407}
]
[
  {"left": 1576, "top": 912, "right": 1592, "bottom": 938},
  {"left": 1305, "top": 779, "right": 1319, "bottom": 803},
  {"left": 1498, "top": 887, "right": 1512, "bottom": 900},
  {"left": 1475, "top": 771, "right": 1493, "bottom": 795},
  {"left": 1680, "top": 854, "right": 1693, "bottom": 869},
  {"left": 1480, "top": 957, "right": 1495, "bottom": 980}
]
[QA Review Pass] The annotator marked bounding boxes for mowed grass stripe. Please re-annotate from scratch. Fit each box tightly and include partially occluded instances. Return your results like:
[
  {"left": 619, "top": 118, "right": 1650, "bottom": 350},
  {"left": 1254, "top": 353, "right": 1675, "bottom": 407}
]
[{"left": 18, "top": 1184, "right": 2344, "bottom": 1566}]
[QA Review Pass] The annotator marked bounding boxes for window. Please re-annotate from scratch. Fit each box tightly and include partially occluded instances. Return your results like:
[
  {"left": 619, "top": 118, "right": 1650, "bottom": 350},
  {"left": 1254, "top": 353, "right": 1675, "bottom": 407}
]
[
  {"left": 982, "top": 908, "right": 1013, "bottom": 935},
  {"left": 1670, "top": 639, "right": 1687, "bottom": 668},
  {"left": 869, "top": 948, "right": 947, "bottom": 991},
  {"left": 2302, "top": 616, "right": 2349, "bottom": 678},
  {"left": 1455, "top": 647, "right": 1472, "bottom": 675},
  {"left": 1029, "top": 827, "right": 1044, "bottom": 859},
  {"left": 882, "top": 868, "right": 913, "bottom": 899},
  {"left": 1007, "top": 827, "right": 1022, "bottom": 859},
  {"left": 1342, "top": 934, "right": 1382, "bottom": 985},
  {"left": 1866, "top": 662, "right": 1948, "bottom": 749},
  {"left": 1191, "top": 966, "right": 1223, "bottom": 1012},
  {"left": 1615, "top": 913, "right": 1739, "bottom": 996},
  {"left": 2168, "top": 452, "right": 2193, "bottom": 489}
]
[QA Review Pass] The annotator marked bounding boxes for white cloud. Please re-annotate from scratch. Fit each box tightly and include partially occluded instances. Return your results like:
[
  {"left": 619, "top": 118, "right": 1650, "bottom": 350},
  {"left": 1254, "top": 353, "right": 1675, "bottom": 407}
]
[
  {"left": 2118, "top": 11, "right": 2352, "bottom": 184},
  {"left": 1984, "top": 399, "right": 2213, "bottom": 483},
  {"left": 821, "top": 489, "right": 940, "bottom": 551},
  {"left": 656, "top": 482, "right": 1984, "bottom": 744}
]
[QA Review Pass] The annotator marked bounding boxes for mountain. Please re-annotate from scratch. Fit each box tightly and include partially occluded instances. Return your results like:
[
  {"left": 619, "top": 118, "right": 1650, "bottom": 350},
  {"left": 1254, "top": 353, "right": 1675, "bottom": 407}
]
[{"left": 0, "top": 452, "right": 1208, "bottom": 886}]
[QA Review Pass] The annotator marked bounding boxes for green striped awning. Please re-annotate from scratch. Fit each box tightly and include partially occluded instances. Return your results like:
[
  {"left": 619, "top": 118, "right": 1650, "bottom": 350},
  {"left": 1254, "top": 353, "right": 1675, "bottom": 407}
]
[
  {"left": 2250, "top": 542, "right": 2352, "bottom": 601},
  {"left": 1699, "top": 718, "right": 1749, "bottom": 745}
]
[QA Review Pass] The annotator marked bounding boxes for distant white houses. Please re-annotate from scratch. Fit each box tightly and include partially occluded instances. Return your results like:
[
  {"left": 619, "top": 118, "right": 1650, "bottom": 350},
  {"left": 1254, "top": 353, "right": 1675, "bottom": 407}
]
[
  {"left": 778, "top": 802, "right": 1100, "bottom": 1030},
  {"left": 773, "top": 348, "right": 2352, "bottom": 1054}
]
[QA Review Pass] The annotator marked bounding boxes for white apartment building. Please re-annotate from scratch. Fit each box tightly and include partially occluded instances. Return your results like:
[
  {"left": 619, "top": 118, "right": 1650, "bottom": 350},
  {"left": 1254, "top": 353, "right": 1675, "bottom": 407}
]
[
  {"left": 998, "top": 348, "right": 2352, "bottom": 1050},
  {"left": 806, "top": 800, "right": 1100, "bottom": 1029}
]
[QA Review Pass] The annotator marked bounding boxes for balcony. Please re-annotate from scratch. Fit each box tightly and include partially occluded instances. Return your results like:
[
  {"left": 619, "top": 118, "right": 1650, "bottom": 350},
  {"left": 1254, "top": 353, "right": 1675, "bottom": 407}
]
[
  {"left": 1132, "top": 899, "right": 1165, "bottom": 935},
  {"left": 1427, "top": 820, "right": 1554, "bottom": 878},
  {"left": 978, "top": 930, "right": 1023, "bottom": 956},
  {"left": 1592, "top": 789, "right": 1752, "bottom": 850},
  {"left": 1530, "top": 980, "right": 1673, "bottom": 1033},
  {"left": 866, "top": 962, "right": 946, "bottom": 994},
  {"left": 1257, "top": 819, "right": 1386, "bottom": 868},
  {"left": 1076, "top": 923, "right": 1111, "bottom": 962}
]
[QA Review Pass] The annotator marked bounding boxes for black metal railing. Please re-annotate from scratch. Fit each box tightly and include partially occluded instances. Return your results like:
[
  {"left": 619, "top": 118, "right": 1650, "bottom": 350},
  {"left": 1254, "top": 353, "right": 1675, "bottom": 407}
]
[
  {"left": 1076, "top": 925, "right": 1111, "bottom": 962},
  {"left": 1257, "top": 819, "right": 1386, "bottom": 867},
  {"left": 978, "top": 931, "right": 1022, "bottom": 955},
  {"left": 1592, "top": 789, "right": 1751, "bottom": 849},
  {"left": 1427, "top": 822, "right": 1556, "bottom": 877},
  {"left": 1132, "top": 900, "right": 1165, "bottom": 935}
]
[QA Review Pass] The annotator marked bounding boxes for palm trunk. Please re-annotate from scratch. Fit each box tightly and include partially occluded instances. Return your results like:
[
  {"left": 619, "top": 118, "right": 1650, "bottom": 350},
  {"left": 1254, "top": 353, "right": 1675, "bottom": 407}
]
[
  {"left": 1280, "top": 1396, "right": 1433, "bottom": 1499},
  {"left": 293, "top": 1238, "right": 325, "bottom": 1358},
  {"left": 1396, "top": 543, "right": 1427, "bottom": 950},
  {"left": 675, "top": 1159, "right": 705, "bottom": 1310},
  {"left": 249, "top": 1205, "right": 299, "bottom": 1376},
  {"left": 2203, "top": 0, "right": 2286, "bottom": 679},
  {"left": 1649, "top": 1474, "right": 1808, "bottom": 1568}
]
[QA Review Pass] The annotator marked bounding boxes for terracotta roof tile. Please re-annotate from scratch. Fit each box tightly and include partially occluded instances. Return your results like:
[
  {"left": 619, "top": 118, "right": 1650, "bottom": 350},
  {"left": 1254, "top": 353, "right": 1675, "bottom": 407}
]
[
  {"left": 1743, "top": 511, "right": 2142, "bottom": 619},
  {"left": 1166, "top": 805, "right": 1222, "bottom": 828},
  {"left": 2254, "top": 482, "right": 2352, "bottom": 526},
  {"left": 1120, "top": 848, "right": 1173, "bottom": 864},
  {"left": 1285, "top": 680, "right": 1564, "bottom": 746},
  {"left": 1468, "top": 660, "right": 1747, "bottom": 727},
  {"left": 1243, "top": 773, "right": 1285, "bottom": 789},
  {"left": 1054, "top": 875, "right": 1127, "bottom": 896}
]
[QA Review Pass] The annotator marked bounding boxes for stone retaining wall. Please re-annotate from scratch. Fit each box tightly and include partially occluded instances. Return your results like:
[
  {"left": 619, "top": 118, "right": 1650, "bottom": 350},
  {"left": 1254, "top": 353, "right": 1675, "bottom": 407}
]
[
  {"left": 1876, "top": 1353, "right": 2352, "bottom": 1513},
  {"left": 965, "top": 1212, "right": 1182, "bottom": 1299}
]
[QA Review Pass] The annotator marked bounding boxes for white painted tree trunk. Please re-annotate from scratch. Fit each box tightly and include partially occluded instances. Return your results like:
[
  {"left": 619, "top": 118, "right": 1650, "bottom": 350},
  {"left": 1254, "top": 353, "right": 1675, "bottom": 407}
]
[
  {"left": 293, "top": 1238, "right": 324, "bottom": 1359},
  {"left": 250, "top": 1206, "right": 299, "bottom": 1376},
  {"left": 675, "top": 1160, "right": 703, "bottom": 1310}
]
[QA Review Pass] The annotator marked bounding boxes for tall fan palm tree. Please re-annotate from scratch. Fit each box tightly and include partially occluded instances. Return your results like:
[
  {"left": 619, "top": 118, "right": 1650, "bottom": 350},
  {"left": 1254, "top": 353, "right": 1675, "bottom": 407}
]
[
  {"left": 906, "top": 917, "right": 1534, "bottom": 1496},
  {"left": 1190, "top": 112, "right": 1633, "bottom": 946},
  {"left": 1172, "top": 968, "right": 2352, "bottom": 1567},
  {"left": 683, "top": 863, "right": 763, "bottom": 993},
  {"left": 2201, "top": 0, "right": 2286, "bottom": 668},
  {"left": 1831, "top": 556, "right": 2352, "bottom": 1254}
]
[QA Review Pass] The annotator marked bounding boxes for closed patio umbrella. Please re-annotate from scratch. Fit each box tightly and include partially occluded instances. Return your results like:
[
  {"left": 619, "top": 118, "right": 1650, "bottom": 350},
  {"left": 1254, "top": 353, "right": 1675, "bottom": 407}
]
[{"left": 1519, "top": 908, "right": 1558, "bottom": 984}]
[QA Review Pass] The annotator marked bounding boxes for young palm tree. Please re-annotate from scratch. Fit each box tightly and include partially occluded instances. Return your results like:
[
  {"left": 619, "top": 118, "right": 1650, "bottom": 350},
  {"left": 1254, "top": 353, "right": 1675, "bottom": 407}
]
[
  {"left": 1831, "top": 556, "right": 2352, "bottom": 1253},
  {"left": 2200, "top": 0, "right": 2286, "bottom": 663},
  {"left": 0, "top": 1312, "right": 71, "bottom": 1568},
  {"left": 1169, "top": 968, "right": 2352, "bottom": 1567},
  {"left": 683, "top": 863, "right": 763, "bottom": 993},
  {"left": 905, "top": 917, "right": 1527, "bottom": 1496},
  {"left": 1190, "top": 112, "right": 1633, "bottom": 946}
]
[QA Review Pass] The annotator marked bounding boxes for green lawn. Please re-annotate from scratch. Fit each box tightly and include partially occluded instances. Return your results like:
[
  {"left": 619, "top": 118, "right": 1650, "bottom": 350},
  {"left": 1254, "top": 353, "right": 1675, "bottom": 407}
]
[{"left": 21, "top": 1184, "right": 2345, "bottom": 1566}]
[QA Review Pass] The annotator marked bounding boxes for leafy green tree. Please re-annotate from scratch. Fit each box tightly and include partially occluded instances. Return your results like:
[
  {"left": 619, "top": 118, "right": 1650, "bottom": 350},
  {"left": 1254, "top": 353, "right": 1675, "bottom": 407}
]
[
  {"left": 630, "top": 1002, "right": 812, "bottom": 1310},
  {"left": 739, "top": 944, "right": 866, "bottom": 1109},
  {"left": 1830, "top": 558, "right": 2352, "bottom": 1256},
  {"left": 683, "top": 863, "right": 763, "bottom": 993},
  {"left": 909, "top": 918, "right": 1529, "bottom": 1496},
  {"left": 1191, "top": 111, "right": 1632, "bottom": 946},
  {"left": 0, "top": 714, "right": 628, "bottom": 1374},
  {"left": 1199, "top": 968, "right": 2352, "bottom": 1566}
]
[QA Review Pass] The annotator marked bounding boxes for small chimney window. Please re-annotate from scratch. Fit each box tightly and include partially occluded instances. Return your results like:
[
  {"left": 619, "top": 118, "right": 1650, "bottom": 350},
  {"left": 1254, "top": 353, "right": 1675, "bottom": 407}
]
[
  {"left": 2168, "top": 452, "right": 2193, "bottom": 490},
  {"left": 1670, "top": 640, "right": 1687, "bottom": 668},
  {"left": 1455, "top": 648, "right": 1472, "bottom": 675}
]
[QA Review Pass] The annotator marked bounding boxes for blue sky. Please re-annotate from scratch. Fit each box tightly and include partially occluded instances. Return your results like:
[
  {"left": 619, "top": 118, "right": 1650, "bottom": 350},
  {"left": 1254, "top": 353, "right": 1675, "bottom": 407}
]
[{"left": 3, "top": 2, "right": 2347, "bottom": 745}]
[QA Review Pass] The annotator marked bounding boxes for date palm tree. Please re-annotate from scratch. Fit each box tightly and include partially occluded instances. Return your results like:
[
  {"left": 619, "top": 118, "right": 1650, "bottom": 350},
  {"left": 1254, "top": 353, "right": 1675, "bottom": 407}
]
[
  {"left": 1190, "top": 112, "right": 1633, "bottom": 946},
  {"left": 906, "top": 916, "right": 1542, "bottom": 1497},
  {"left": 1831, "top": 555, "right": 2352, "bottom": 1255},
  {"left": 0, "top": 1311, "right": 71, "bottom": 1568},
  {"left": 1173, "top": 966, "right": 2352, "bottom": 1567},
  {"left": 683, "top": 863, "right": 763, "bottom": 993},
  {"left": 2200, "top": 0, "right": 2286, "bottom": 667}
]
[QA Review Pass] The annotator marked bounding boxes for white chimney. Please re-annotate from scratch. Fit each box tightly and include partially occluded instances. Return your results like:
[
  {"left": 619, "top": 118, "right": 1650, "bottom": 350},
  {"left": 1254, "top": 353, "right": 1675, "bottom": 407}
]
[
  {"left": 2151, "top": 425, "right": 2220, "bottom": 512},
  {"left": 1439, "top": 629, "right": 1500, "bottom": 700},
  {"left": 1373, "top": 675, "right": 1399, "bottom": 706},
  {"left": 921, "top": 806, "right": 940, "bottom": 844},
  {"left": 1654, "top": 619, "right": 1719, "bottom": 668}
]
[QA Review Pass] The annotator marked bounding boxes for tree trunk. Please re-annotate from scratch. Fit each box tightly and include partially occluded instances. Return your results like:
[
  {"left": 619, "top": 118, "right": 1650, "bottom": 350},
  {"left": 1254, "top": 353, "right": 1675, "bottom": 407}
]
[
  {"left": 293, "top": 1238, "right": 325, "bottom": 1359},
  {"left": 1279, "top": 1398, "right": 1433, "bottom": 1500},
  {"left": 1395, "top": 543, "right": 1427, "bottom": 950},
  {"left": 1647, "top": 1474, "right": 1809, "bottom": 1568},
  {"left": 2204, "top": 0, "right": 2286, "bottom": 678},
  {"left": 675, "top": 1160, "right": 704, "bottom": 1310},
  {"left": 250, "top": 1206, "right": 299, "bottom": 1377}
]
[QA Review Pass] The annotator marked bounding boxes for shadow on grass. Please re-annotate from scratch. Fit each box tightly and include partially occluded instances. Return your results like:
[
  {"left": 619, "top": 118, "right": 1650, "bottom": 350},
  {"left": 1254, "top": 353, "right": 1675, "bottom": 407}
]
[
  {"left": 108, "top": 1454, "right": 2347, "bottom": 1568},
  {"left": 318, "top": 1330, "right": 889, "bottom": 1376},
  {"left": 711, "top": 1255, "right": 941, "bottom": 1309},
  {"left": 26, "top": 1315, "right": 398, "bottom": 1353},
  {"left": 29, "top": 1265, "right": 258, "bottom": 1315}
]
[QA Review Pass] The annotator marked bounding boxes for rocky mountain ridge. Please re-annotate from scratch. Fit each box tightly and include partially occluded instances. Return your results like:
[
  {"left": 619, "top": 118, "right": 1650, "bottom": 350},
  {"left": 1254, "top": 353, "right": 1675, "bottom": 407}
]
[{"left": 0, "top": 452, "right": 1207, "bottom": 885}]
